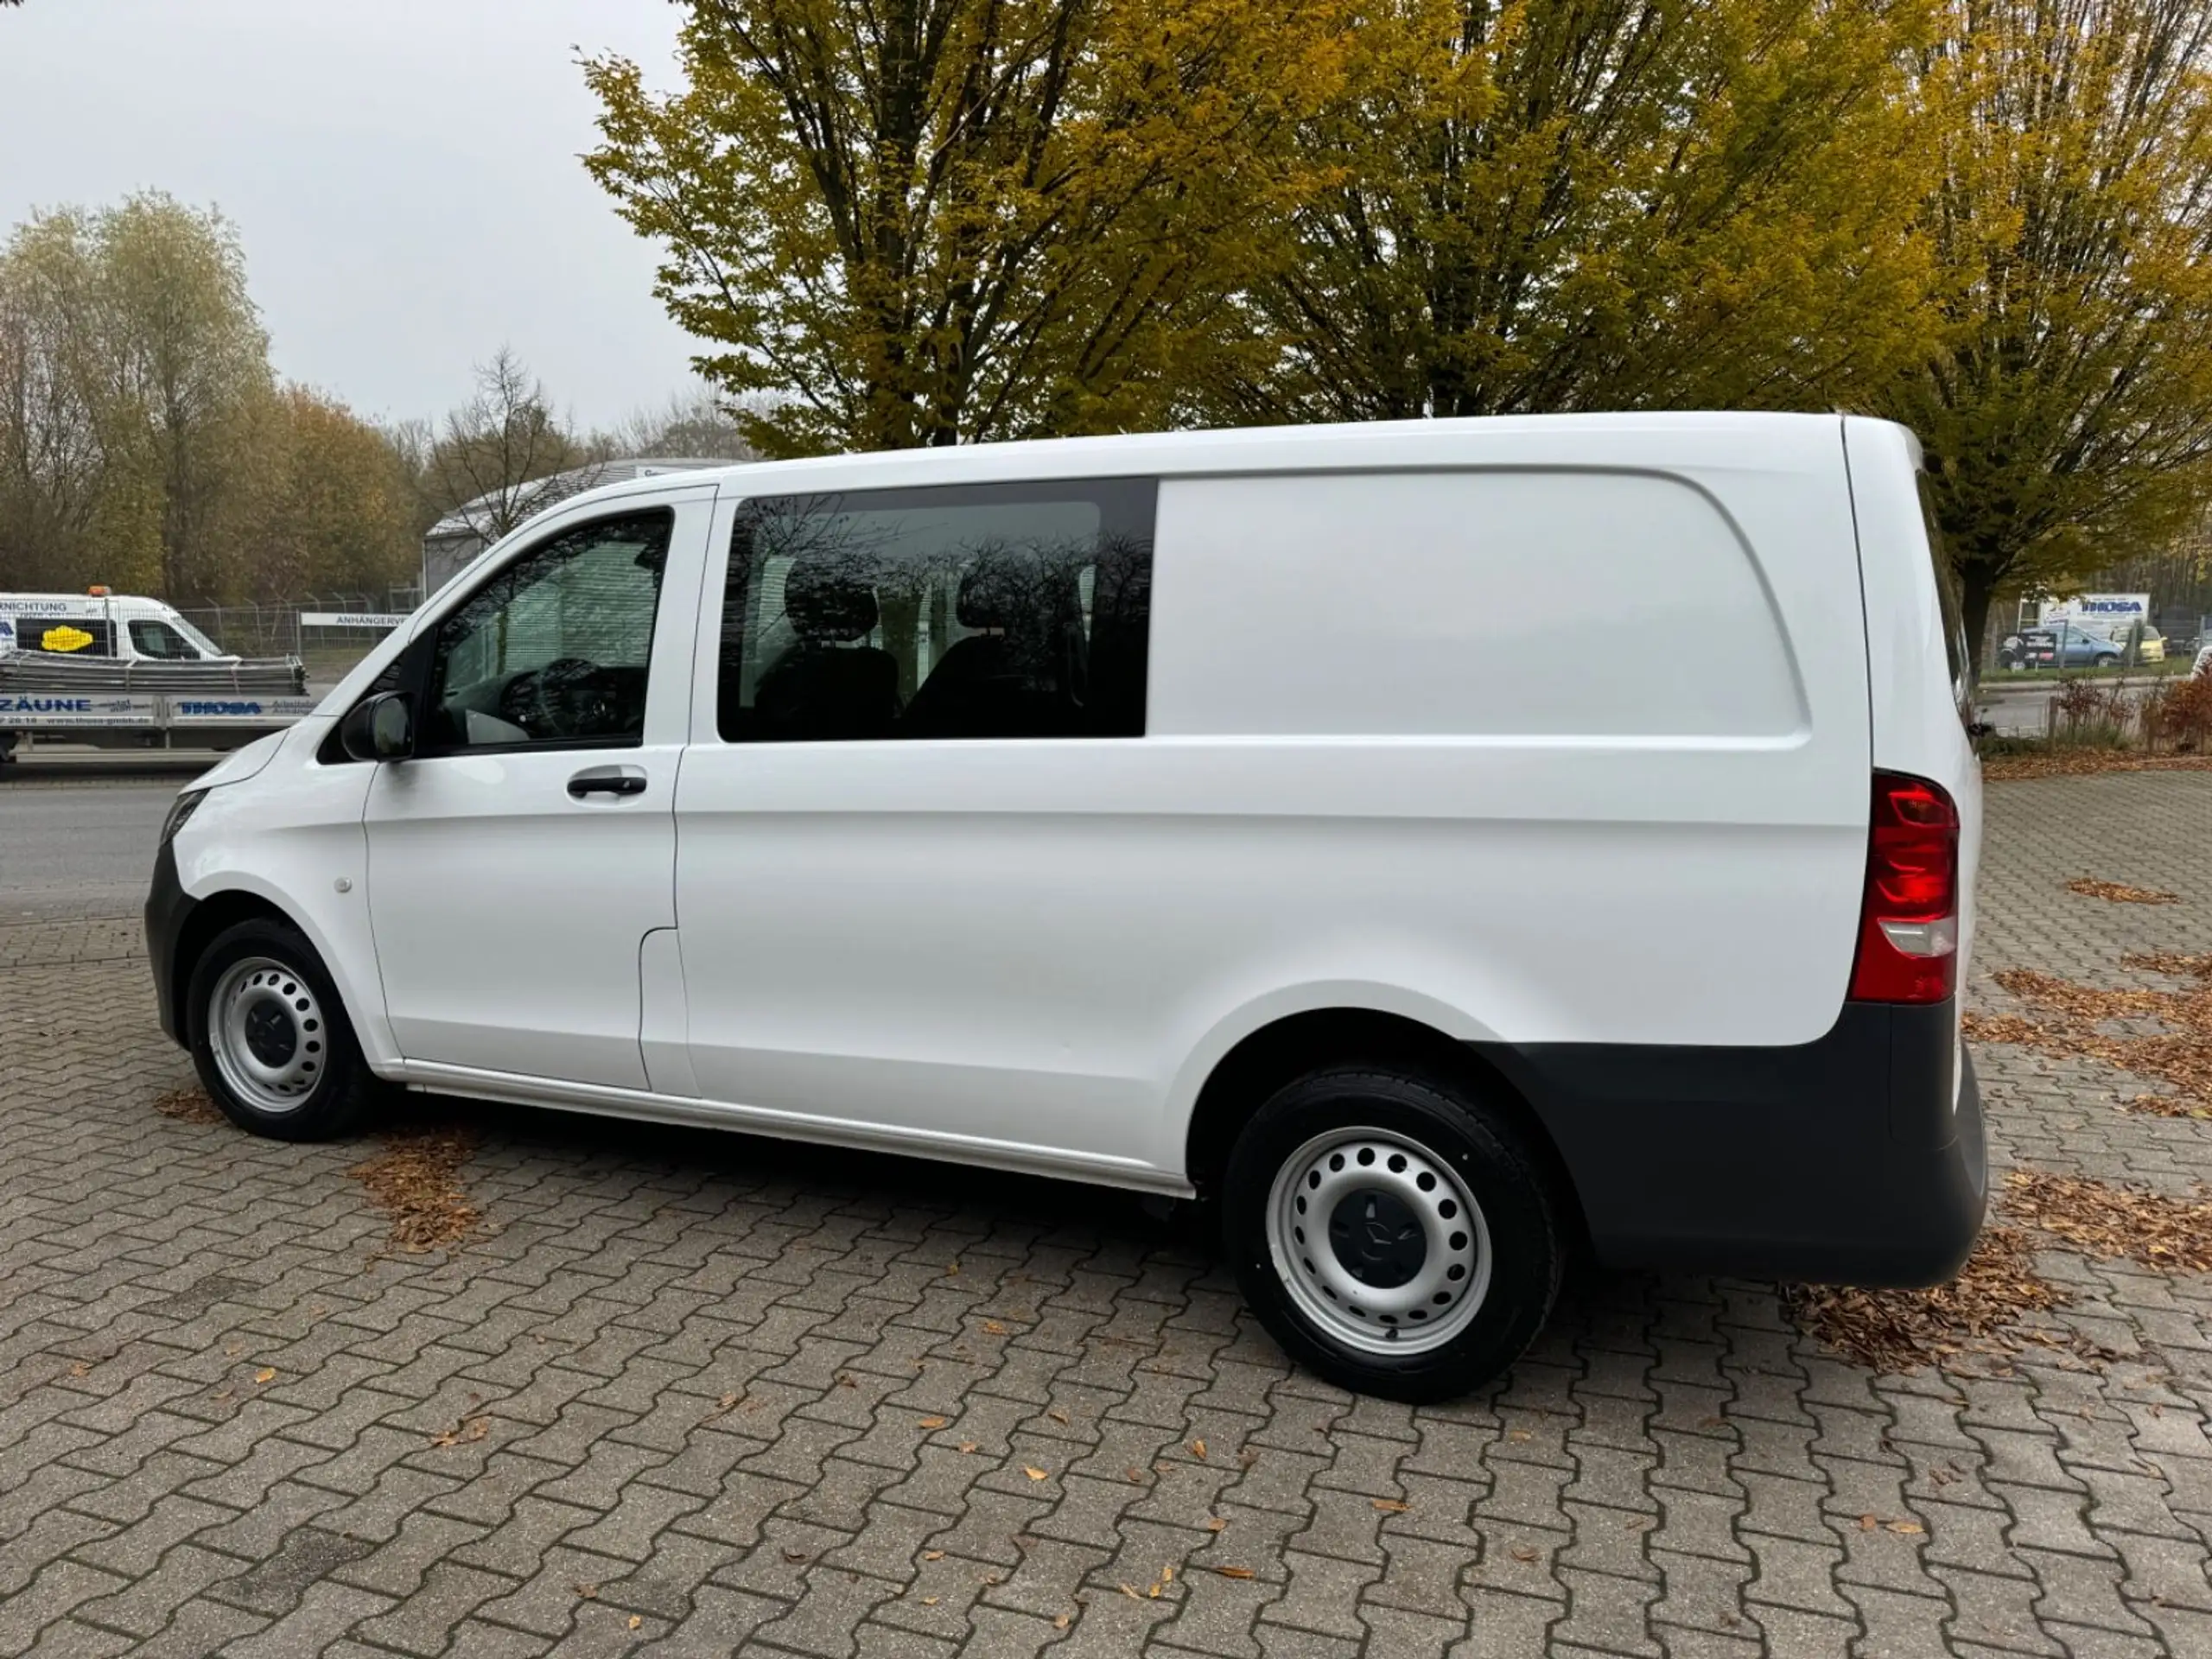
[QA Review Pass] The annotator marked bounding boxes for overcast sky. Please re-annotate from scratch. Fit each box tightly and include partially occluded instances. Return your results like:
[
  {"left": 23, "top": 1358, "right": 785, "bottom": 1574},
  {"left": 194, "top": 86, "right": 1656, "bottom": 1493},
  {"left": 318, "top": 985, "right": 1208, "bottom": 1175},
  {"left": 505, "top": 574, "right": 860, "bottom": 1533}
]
[{"left": 0, "top": 0, "right": 702, "bottom": 432}]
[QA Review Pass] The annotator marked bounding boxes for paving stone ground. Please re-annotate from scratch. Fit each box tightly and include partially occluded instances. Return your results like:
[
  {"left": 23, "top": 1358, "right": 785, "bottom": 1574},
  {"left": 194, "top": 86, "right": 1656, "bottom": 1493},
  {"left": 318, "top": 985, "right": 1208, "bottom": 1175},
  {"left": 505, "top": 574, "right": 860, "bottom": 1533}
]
[{"left": 4, "top": 773, "right": 2212, "bottom": 1657}]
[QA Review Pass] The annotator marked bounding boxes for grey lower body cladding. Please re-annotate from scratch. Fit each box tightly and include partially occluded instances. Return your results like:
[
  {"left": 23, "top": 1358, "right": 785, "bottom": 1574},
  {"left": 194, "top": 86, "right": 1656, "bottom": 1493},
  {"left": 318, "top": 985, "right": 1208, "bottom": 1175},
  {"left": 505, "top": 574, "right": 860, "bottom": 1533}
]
[{"left": 1480, "top": 999, "right": 1984, "bottom": 1286}]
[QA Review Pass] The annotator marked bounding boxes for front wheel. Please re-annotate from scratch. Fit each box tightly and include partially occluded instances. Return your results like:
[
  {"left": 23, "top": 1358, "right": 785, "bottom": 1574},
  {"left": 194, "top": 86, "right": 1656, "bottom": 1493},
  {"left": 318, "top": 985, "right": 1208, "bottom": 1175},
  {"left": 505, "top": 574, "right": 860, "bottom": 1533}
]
[
  {"left": 2094, "top": 653, "right": 2119, "bottom": 667},
  {"left": 188, "top": 916, "right": 381, "bottom": 1141},
  {"left": 1222, "top": 1065, "right": 1563, "bottom": 1402}
]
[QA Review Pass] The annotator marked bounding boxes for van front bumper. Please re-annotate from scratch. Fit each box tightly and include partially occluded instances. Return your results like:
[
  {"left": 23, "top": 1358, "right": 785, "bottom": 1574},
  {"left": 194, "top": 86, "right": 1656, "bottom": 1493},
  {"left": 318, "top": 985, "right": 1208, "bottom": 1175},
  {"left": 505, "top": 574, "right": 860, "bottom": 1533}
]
[
  {"left": 145, "top": 836, "right": 195, "bottom": 1047},
  {"left": 1483, "top": 999, "right": 1986, "bottom": 1286}
]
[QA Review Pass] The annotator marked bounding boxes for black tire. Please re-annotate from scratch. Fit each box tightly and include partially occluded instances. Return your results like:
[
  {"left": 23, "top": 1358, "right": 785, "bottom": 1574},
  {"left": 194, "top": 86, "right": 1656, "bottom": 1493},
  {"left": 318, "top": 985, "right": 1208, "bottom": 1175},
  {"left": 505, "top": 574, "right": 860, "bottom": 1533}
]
[
  {"left": 1223, "top": 1065, "right": 1562, "bottom": 1402},
  {"left": 187, "top": 916, "right": 382, "bottom": 1141}
]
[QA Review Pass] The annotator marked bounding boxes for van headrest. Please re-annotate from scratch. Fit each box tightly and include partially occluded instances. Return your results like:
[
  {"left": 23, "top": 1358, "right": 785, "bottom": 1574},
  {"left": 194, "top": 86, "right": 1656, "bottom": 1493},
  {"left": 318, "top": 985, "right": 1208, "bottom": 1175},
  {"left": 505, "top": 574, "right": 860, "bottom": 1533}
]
[
  {"left": 785, "top": 556, "right": 879, "bottom": 643},
  {"left": 957, "top": 553, "right": 1028, "bottom": 631}
]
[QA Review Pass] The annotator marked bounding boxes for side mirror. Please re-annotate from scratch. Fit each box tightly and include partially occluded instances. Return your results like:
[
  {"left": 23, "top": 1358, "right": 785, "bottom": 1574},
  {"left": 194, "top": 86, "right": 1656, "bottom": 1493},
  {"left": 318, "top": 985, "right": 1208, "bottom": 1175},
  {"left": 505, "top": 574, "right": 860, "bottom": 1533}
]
[{"left": 340, "top": 691, "right": 415, "bottom": 762}]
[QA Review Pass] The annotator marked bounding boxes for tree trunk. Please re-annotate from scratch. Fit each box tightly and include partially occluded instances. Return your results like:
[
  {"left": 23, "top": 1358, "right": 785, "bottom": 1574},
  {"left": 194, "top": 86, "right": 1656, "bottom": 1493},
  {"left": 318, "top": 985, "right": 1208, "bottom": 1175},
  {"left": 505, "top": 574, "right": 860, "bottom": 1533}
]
[{"left": 1961, "top": 564, "right": 1998, "bottom": 683}]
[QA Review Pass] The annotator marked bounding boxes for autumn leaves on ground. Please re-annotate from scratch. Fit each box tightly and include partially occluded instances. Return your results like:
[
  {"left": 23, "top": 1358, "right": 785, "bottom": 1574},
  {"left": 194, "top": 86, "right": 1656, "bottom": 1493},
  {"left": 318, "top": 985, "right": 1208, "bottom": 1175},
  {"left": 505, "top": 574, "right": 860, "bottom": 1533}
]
[
  {"left": 155, "top": 1088, "right": 481, "bottom": 1256},
  {"left": 1795, "top": 873, "right": 2212, "bottom": 1375}
]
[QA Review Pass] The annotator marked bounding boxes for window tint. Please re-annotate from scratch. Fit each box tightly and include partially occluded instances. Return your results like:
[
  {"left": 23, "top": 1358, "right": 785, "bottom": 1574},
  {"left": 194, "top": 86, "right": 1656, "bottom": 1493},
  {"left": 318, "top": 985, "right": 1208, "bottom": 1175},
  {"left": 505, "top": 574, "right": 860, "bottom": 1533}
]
[
  {"left": 717, "top": 479, "right": 1154, "bottom": 743},
  {"left": 425, "top": 509, "right": 672, "bottom": 751},
  {"left": 13, "top": 616, "right": 113, "bottom": 656},
  {"left": 129, "top": 619, "right": 197, "bottom": 659}
]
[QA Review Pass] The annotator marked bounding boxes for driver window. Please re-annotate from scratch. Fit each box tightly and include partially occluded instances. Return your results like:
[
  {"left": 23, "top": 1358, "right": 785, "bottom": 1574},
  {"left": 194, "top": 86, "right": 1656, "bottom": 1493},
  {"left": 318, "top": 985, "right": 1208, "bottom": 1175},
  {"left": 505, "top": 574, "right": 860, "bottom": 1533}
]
[
  {"left": 426, "top": 508, "right": 672, "bottom": 751},
  {"left": 129, "top": 619, "right": 196, "bottom": 659}
]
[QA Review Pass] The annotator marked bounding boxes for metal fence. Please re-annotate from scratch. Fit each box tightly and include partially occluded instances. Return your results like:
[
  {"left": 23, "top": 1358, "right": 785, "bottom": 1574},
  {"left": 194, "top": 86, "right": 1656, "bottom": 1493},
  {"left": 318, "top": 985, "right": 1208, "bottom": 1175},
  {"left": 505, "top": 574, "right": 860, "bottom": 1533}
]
[{"left": 175, "top": 588, "right": 422, "bottom": 690}]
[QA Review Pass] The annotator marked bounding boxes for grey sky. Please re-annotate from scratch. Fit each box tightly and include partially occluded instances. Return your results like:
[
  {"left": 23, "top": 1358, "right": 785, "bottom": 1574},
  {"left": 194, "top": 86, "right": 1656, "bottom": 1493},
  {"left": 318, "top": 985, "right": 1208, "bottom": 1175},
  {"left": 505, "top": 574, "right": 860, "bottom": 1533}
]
[{"left": 0, "top": 0, "right": 702, "bottom": 432}]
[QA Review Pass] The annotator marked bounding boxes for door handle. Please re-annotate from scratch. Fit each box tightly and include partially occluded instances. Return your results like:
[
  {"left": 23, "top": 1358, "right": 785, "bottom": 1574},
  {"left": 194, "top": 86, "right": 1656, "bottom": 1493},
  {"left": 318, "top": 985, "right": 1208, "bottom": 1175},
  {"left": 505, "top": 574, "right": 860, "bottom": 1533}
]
[{"left": 567, "top": 766, "right": 648, "bottom": 800}]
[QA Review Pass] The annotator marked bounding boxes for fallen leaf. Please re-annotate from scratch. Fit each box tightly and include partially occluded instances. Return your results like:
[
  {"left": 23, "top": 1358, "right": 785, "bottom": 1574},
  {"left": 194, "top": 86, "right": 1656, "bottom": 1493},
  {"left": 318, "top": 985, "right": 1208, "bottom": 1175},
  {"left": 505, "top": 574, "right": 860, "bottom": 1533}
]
[
  {"left": 783, "top": 1548, "right": 809, "bottom": 1562},
  {"left": 252, "top": 1368, "right": 276, "bottom": 1384},
  {"left": 1886, "top": 1520, "right": 1924, "bottom": 1535},
  {"left": 1510, "top": 1546, "right": 1538, "bottom": 1563},
  {"left": 1372, "top": 1498, "right": 1409, "bottom": 1513},
  {"left": 959, "top": 1442, "right": 977, "bottom": 1455},
  {"left": 982, "top": 1320, "right": 1007, "bottom": 1336},
  {"left": 1205, "top": 1516, "right": 1228, "bottom": 1532},
  {"left": 1698, "top": 1415, "right": 1726, "bottom": 1429},
  {"left": 1049, "top": 1408, "right": 1070, "bottom": 1425},
  {"left": 1506, "top": 1429, "right": 1531, "bottom": 1443},
  {"left": 836, "top": 1373, "right": 857, "bottom": 1389},
  {"left": 923, "top": 1550, "right": 944, "bottom": 1561},
  {"left": 1023, "top": 1466, "right": 1049, "bottom": 1482},
  {"left": 1191, "top": 1439, "right": 1206, "bottom": 1459},
  {"left": 919, "top": 1416, "right": 949, "bottom": 1429},
  {"left": 1213, "top": 1566, "right": 1255, "bottom": 1580},
  {"left": 627, "top": 1616, "right": 642, "bottom": 1630},
  {"left": 921, "top": 1596, "right": 939, "bottom": 1606},
  {"left": 947, "top": 1262, "right": 960, "bottom": 1275},
  {"left": 1859, "top": 1515, "right": 1878, "bottom": 1531},
  {"left": 1121, "top": 1583, "right": 1141, "bottom": 1599},
  {"left": 2065, "top": 875, "right": 2178, "bottom": 905},
  {"left": 67, "top": 1361, "right": 91, "bottom": 1378},
  {"left": 1126, "top": 1466, "right": 1144, "bottom": 1483},
  {"left": 575, "top": 1583, "right": 597, "bottom": 1599},
  {"left": 1054, "top": 1614, "right": 1071, "bottom": 1630}
]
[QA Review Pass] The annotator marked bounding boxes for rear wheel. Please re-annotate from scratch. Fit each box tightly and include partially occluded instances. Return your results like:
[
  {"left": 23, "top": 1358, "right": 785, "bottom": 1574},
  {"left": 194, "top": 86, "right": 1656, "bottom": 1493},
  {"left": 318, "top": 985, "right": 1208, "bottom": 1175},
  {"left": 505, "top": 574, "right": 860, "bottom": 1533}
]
[
  {"left": 1223, "top": 1065, "right": 1562, "bottom": 1402},
  {"left": 188, "top": 917, "right": 380, "bottom": 1141}
]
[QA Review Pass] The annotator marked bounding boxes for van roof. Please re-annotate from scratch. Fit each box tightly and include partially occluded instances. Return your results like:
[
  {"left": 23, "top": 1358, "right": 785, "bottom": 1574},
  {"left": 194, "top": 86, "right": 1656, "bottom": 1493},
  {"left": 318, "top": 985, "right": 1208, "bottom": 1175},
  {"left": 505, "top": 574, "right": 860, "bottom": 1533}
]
[{"left": 549, "top": 410, "right": 1888, "bottom": 514}]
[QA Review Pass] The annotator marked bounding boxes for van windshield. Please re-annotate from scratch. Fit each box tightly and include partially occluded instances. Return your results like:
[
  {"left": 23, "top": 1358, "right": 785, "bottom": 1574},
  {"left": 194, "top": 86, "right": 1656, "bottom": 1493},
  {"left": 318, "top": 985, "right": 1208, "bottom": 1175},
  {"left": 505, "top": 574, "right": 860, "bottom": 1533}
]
[{"left": 166, "top": 613, "right": 228, "bottom": 658}]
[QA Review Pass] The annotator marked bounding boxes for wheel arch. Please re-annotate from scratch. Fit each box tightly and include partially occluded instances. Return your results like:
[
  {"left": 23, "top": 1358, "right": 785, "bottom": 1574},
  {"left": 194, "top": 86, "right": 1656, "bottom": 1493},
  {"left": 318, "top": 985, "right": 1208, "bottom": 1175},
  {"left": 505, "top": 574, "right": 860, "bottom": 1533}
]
[
  {"left": 169, "top": 890, "right": 296, "bottom": 1046},
  {"left": 1180, "top": 1006, "right": 1588, "bottom": 1251}
]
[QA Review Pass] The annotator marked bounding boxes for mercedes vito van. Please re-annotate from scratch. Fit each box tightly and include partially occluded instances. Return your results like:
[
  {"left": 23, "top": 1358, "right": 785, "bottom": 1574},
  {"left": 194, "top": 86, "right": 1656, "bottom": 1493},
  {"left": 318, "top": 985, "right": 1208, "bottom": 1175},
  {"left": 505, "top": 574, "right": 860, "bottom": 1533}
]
[{"left": 146, "top": 413, "right": 1984, "bottom": 1401}]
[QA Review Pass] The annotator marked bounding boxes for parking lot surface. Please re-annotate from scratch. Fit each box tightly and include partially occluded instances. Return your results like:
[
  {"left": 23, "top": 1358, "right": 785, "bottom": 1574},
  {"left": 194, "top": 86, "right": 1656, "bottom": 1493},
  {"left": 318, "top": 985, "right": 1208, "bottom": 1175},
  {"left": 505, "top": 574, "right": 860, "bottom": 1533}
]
[{"left": 4, "top": 775, "right": 2212, "bottom": 1657}]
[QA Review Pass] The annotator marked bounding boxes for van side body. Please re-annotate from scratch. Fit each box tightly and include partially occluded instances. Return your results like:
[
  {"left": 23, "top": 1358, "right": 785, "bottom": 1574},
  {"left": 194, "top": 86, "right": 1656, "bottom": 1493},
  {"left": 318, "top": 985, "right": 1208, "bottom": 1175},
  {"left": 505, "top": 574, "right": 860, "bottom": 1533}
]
[{"left": 148, "top": 412, "right": 1985, "bottom": 1311}]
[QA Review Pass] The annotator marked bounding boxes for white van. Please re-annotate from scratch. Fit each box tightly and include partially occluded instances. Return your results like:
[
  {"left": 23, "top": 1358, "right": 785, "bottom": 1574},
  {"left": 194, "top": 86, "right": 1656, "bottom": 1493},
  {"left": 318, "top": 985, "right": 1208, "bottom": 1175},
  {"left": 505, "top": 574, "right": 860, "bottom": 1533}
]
[
  {"left": 146, "top": 413, "right": 1984, "bottom": 1400},
  {"left": 0, "top": 589, "right": 236, "bottom": 663}
]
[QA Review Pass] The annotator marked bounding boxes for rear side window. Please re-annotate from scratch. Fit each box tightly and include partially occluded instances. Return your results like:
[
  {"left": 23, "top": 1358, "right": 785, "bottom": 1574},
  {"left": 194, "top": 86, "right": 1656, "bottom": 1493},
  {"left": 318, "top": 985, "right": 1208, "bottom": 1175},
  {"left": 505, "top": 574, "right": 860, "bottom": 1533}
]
[
  {"left": 1915, "top": 472, "right": 1971, "bottom": 714},
  {"left": 716, "top": 479, "right": 1155, "bottom": 742},
  {"left": 12, "top": 616, "right": 114, "bottom": 656}
]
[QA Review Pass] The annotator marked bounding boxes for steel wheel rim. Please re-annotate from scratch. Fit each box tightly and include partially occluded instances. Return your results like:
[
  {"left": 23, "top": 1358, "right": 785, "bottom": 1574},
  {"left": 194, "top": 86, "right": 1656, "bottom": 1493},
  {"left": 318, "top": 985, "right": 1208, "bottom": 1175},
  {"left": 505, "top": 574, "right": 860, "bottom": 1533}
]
[
  {"left": 207, "top": 956, "right": 327, "bottom": 1115},
  {"left": 1266, "top": 1127, "right": 1492, "bottom": 1357}
]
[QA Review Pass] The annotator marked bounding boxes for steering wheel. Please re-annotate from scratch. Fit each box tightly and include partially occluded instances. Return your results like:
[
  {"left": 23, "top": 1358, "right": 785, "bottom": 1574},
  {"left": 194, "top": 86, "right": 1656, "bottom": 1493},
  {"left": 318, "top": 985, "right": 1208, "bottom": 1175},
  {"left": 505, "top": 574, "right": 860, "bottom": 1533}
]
[{"left": 528, "top": 657, "right": 613, "bottom": 738}]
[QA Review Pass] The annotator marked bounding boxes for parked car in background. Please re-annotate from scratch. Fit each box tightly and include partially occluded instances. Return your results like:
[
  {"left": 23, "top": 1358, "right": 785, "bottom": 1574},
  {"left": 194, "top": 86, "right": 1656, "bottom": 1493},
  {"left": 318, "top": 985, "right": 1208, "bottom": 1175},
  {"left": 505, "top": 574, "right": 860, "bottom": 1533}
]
[
  {"left": 1, "top": 589, "right": 237, "bottom": 664},
  {"left": 2110, "top": 622, "right": 2167, "bottom": 663},
  {"left": 1, "top": 588, "right": 313, "bottom": 761},
  {"left": 1999, "top": 624, "right": 2122, "bottom": 669}
]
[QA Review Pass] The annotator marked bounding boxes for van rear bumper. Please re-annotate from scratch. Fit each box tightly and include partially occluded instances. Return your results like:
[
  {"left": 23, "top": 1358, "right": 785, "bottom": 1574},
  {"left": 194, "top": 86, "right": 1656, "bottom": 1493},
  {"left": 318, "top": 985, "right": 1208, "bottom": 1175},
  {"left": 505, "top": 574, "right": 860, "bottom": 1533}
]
[{"left": 1480, "top": 999, "right": 1986, "bottom": 1286}]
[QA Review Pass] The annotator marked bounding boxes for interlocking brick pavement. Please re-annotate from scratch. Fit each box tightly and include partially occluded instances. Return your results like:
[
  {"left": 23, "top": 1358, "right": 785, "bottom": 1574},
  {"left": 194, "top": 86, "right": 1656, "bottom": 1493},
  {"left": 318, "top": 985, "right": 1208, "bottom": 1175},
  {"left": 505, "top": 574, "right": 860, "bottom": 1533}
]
[{"left": 3, "top": 773, "right": 2212, "bottom": 1656}]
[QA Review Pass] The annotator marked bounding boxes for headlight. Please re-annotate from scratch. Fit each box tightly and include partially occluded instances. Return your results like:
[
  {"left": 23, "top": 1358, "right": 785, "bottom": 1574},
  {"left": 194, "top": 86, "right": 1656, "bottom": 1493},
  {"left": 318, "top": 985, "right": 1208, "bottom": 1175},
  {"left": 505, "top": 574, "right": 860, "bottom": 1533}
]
[{"left": 160, "top": 789, "right": 208, "bottom": 847}]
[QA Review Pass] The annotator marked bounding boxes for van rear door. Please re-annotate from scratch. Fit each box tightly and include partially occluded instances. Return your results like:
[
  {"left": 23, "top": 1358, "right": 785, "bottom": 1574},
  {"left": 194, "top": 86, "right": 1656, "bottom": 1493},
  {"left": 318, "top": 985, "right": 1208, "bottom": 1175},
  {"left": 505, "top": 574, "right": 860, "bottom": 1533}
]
[{"left": 1842, "top": 416, "right": 1983, "bottom": 991}]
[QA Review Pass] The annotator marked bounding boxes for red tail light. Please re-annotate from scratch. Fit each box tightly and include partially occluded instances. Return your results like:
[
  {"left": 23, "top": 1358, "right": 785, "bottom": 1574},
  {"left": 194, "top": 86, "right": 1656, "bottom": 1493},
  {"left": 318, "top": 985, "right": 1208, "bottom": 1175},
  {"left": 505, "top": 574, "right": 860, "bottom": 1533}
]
[{"left": 1848, "top": 772, "right": 1960, "bottom": 1005}]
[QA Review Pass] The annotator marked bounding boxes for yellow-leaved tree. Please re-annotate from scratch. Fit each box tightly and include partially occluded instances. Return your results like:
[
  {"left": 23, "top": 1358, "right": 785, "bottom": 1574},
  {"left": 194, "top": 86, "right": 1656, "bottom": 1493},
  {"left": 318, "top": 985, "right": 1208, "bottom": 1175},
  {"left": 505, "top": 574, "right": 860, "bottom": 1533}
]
[
  {"left": 1195, "top": 0, "right": 1942, "bottom": 424},
  {"left": 1884, "top": 0, "right": 2212, "bottom": 650},
  {"left": 582, "top": 0, "right": 1357, "bottom": 456}
]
